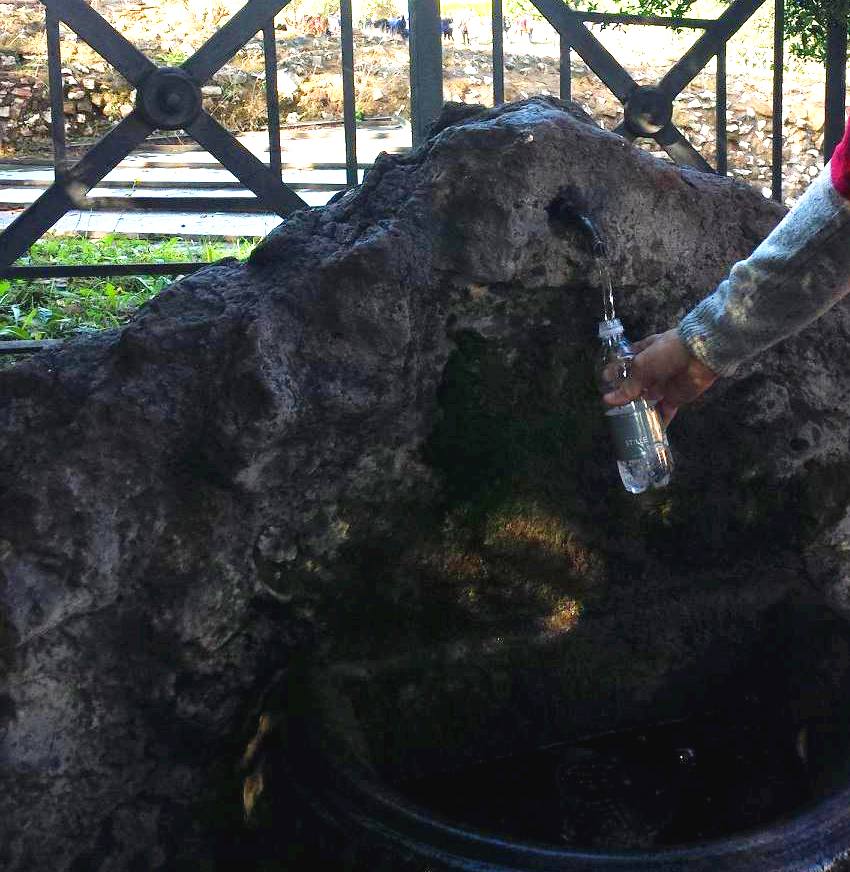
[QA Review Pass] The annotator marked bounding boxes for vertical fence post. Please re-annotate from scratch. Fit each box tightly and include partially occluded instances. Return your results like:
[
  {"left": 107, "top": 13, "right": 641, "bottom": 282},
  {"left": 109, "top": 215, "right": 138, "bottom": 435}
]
[
  {"left": 771, "top": 0, "right": 783, "bottom": 201},
  {"left": 825, "top": 1, "right": 848, "bottom": 161},
  {"left": 716, "top": 44, "right": 727, "bottom": 178},
  {"left": 340, "top": 0, "right": 358, "bottom": 187},
  {"left": 45, "top": 7, "right": 67, "bottom": 181},
  {"left": 492, "top": 0, "right": 505, "bottom": 105},
  {"left": 560, "top": 34, "right": 571, "bottom": 102},
  {"left": 263, "top": 20, "right": 282, "bottom": 179},
  {"left": 408, "top": 0, "right": 443, "bottom": 144}
]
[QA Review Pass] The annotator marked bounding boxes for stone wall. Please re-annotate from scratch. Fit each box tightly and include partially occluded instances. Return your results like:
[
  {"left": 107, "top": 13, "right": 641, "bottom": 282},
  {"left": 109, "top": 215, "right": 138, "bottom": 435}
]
[
  {"left": 671, "top": 87, "right": 827, "bottom": 205},
  {"left": 0, "top": 54, "right": 131, "bottom": 154}
]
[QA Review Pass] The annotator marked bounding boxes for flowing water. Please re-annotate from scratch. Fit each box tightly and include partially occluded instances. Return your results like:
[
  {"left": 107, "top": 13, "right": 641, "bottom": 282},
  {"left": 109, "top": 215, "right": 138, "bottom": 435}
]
[{"left": 598, "top": 257, "right": 616, "bottom": 324}]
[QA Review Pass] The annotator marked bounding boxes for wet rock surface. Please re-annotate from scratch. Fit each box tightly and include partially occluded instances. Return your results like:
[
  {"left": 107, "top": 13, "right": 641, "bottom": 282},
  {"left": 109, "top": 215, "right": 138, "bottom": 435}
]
[{"left": 2, "top": 97, "right": 850, "bottom": 869}]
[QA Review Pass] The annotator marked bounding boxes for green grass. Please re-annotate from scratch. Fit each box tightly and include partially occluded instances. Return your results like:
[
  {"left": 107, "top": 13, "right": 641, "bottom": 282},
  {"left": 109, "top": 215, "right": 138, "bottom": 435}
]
[{"left": 0, "top": 235, "right": 258, "bottom": 341}]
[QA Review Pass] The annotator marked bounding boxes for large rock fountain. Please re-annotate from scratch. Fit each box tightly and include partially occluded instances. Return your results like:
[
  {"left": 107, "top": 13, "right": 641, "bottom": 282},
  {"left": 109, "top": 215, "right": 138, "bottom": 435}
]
[{"left": 3, "top": 97, "right": 850, "bottom": 870}]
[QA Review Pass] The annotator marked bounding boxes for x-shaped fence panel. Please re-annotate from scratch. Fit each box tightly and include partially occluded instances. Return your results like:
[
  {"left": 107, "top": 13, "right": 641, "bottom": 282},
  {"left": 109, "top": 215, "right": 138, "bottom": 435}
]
[
  {"left": 532, "top": 0, "right": 769, "bottom": 173},
  {"left": 0, "top": 0, "right": 308, "bottom": 268}
]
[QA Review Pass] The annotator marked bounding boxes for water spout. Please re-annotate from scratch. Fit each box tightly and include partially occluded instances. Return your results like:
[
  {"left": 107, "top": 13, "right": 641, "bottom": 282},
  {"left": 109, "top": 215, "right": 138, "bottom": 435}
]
[
  {"left": 575, "top": 214, "right": 607, "bottom": 259},
  {"left": 574, "top": 214, "right": 616, "bottom": 323},
  {"left": 546, "top": 191, "right": 616, "bottom": 322}
]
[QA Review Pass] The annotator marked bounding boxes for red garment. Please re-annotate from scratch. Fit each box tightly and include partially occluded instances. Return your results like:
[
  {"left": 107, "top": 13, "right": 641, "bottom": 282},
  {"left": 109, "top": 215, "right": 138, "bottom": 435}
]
[{"left": 830, "top": 115, "right": 850, "bottom": 198}]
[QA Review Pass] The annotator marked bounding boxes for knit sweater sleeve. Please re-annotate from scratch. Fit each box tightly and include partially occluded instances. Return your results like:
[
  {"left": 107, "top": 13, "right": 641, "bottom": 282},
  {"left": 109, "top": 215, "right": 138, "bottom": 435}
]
[{"left": 678, "top": 118, "right": 850, "bottom": 377}]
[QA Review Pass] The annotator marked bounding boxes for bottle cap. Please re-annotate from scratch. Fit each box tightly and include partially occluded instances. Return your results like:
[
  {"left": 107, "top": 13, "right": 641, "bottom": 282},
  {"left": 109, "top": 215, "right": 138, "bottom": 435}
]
[{"left": 598, "top": 318, "right": 624, "bottom": 339}]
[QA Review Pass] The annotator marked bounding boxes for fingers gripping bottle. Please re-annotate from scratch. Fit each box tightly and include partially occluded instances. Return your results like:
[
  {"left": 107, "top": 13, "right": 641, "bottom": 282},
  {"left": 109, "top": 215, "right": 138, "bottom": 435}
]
[{"left": 598, "top": 318, "right": 673, "bottom": 493}]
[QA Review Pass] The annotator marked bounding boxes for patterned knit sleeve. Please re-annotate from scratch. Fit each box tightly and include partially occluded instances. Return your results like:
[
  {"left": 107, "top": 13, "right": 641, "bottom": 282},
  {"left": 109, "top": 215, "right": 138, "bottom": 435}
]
[{"left": 678, "top": 116, "right": 850, "bottom": 377}]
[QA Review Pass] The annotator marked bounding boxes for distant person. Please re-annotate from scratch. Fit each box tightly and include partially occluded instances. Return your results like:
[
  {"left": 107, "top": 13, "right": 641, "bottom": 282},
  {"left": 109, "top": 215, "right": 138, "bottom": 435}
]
[
  {"left": 304, "top": 14, "right": 328, "bottom": 36},
  {"left": 385, "top": 15, "right": 407, "bottom": 39},
  {"left": 604, "top": 119, "right": 850, "bottom": 426}
]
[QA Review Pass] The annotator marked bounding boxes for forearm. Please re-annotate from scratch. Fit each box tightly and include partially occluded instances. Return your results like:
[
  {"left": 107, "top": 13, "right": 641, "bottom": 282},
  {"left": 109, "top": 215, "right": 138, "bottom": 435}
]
[{"left": 678, "top": 133, "right": 850, "bottom": 377}]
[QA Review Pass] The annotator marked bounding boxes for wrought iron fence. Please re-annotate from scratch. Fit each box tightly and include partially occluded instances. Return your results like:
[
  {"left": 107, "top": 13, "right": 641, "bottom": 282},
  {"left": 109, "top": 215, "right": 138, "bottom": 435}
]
[
  {"left": 0, "top": 0, "right": 847, "bottom": 313},
  {"left": 408, "top": 0, "right": 845, "bottom": 194},
  {"left": 3, "top": 0, "right": 326, "bottom": 271}
]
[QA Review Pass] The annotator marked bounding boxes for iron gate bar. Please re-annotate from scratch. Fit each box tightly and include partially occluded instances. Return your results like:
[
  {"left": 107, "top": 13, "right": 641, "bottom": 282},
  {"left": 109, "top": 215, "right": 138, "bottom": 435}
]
[
  {"left": 0, "top": 117, "right": 400, "bottom": 171},
  {"left": 609, "top": 0, "right": 767, "bottom": 166},
  {"left": 0, "top": 114, "right": 392, "bottom": 164},
  {"left": 184, "top": 111, "right": 305, "bottom": 212},
  {"left": 181, "top": 0, "right": 291, "bottom": 84},
  {"left": 0, "top": 189, "right": 343, "bottom": 211},
  {"left": 558, "top": 10, "right": 713, "bottom": 140},
  {"left": 128, "top": 0, "right": 301, "bottom": 211},
  {"left": 74, "top": 196, "right": 294, "bottom": 211},
  {"left": 43, "top": 0, "right": 155, "bottom": 86},
  {"left": 772, "top": 0, "right": 783, "bottom": 201},
  {"left": 533, "top": 0, "right": 640, "bottom": 104},
  {"left": 656, "top": 0, "right": 764, "bottom": 99},
  {"left": 0, "top": 340, "right": 62, "bottom": 355},
  {"left": 0, "top": 172, "right": 367, "bottom": 187},
  {"left": 263, "top": 21, "right": 283, "bottom": 179},
  {"left": 716, "top": 44, "right": 727, "bottom": 177},
  {"left": 492, "top": 0, "right": 505, "bottom": 106},
  {"left": 534, "top": 0, "right": 710, "bottom": 169},
  {"left": 560, "top": 34, "right": 570, "bottom": 102},
  {"left": 2, "top": 264, "right": 209, "bottom": 279},
  {"left": 654, "top": 123, "right": 713, "bottom": 172},
  {"left": 45, "top": 7, "right": 66, "bottom": 180},
  {"left": 341, "top": 0, "right": 358, "bottom": 189},
  {"left": 503, "top": 1, "right": 796, "bottom": 197},
  {"left": 825, "top": 2, "right": 849, "bottom": 161},
  {"left": 0, "top": 0, "right": 308, "bottom": 271},
  {"left": 0, "top": 113, "right": 153, "bottom": 267},
  {"left": 540, "top": 0, "right": 769, "bottom": 175},
  {"left": 408, "top": 0, "right": 444, "bottom": 144}
]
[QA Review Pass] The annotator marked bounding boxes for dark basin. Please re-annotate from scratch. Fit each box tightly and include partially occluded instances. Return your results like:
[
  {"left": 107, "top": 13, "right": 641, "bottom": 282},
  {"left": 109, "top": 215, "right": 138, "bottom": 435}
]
[{"left": 266, "top": 595, "right": 850, "bottom": 871}]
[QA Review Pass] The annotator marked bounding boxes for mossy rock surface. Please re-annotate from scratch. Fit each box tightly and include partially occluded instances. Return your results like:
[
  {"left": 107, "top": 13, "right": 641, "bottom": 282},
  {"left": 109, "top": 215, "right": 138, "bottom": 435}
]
[{"left": 4, "top": 98, "right": 850, "bottom": 869}]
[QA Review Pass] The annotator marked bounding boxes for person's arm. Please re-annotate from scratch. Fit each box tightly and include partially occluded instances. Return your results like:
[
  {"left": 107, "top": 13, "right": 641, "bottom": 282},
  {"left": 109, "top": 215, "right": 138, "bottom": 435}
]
[
  {"left": 605, "top": 118, "right": 850, "bottom": 423},
  {"left": 679, "top": 129, "right": 850, "bottom": 376}
]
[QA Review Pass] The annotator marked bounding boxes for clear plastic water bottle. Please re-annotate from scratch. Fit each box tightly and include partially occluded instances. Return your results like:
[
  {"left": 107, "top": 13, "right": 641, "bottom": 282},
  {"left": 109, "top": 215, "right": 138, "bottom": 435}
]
[{"left": 598, "top": 318, "right": 673, "bottom": 493}]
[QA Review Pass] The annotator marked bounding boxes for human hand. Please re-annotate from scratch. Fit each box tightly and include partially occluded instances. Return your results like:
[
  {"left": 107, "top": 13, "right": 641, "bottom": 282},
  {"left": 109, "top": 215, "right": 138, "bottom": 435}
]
[{"left": 603, "top": 328, "right": 718, "bottom": 425}]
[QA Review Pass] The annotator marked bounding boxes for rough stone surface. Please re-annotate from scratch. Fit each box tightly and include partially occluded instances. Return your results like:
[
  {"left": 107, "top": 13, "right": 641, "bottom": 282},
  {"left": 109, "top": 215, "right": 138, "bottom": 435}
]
[{"left": 3, "top": 97, "right": 850, "bottom": 869}]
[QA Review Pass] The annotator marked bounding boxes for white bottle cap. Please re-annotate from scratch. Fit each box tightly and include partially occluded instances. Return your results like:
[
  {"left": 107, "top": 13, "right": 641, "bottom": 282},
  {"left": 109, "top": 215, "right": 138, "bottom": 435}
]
[{"left": 598, "top": 318, "right": 624, "bottom": 339}]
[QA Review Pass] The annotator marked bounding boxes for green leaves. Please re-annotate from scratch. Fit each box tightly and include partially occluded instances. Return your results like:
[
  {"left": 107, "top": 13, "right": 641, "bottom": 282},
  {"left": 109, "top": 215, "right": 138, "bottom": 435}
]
[
  {"left": 0, "top": 298, "right": 70, "bottom": 341},
  {"left": 0, "top": 235, "right": 258, "bottom": 342},
  {"left": 615, "top": 0, "right": 696, "bottom": 18},
  {"left": 784, "top": 0, "right": 849, "bottom": 62}
]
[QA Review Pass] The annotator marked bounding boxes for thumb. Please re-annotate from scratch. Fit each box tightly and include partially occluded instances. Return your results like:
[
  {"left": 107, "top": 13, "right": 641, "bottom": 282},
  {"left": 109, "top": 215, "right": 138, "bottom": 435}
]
[
  {"left": 602, "top": 343, "right": 667, "bottom": 407},
  {"left": 603, "top": 367, "right": 644, "bottom": 406}
]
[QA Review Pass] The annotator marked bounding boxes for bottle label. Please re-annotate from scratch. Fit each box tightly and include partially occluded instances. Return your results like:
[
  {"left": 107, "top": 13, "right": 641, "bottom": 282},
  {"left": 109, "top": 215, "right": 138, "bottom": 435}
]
[{"left": 607, "top": 405, "right": 664, "bottom": 462}]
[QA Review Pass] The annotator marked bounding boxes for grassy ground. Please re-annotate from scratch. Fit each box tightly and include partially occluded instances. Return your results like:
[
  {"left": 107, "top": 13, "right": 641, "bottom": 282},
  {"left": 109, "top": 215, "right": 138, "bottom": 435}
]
[{"left": 0, "top": 235, "right": 257, "bottom": 342}]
